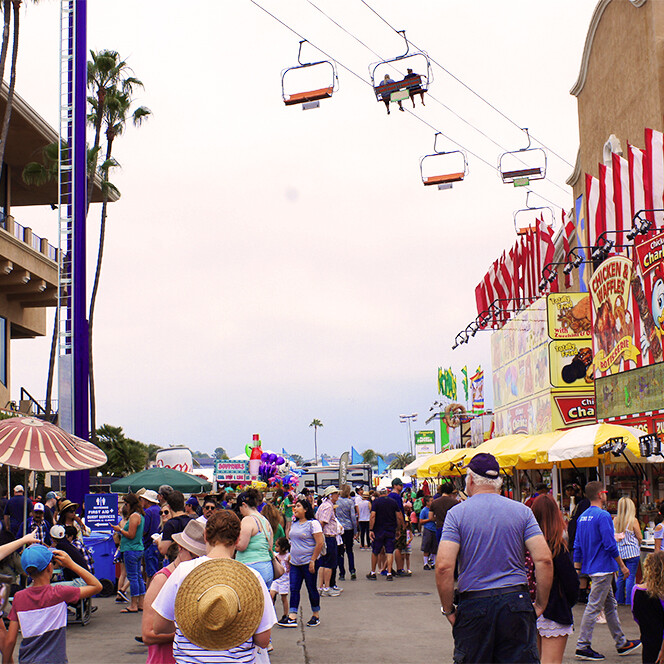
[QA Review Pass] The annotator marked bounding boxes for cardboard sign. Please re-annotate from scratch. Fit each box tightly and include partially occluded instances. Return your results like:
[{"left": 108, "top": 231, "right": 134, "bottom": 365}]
[
  {"left": 84, "top": 493, "right": 119, "bottom": 531},
  {"left": 214, "top": 460, "right": 250, "bottom": 483}
]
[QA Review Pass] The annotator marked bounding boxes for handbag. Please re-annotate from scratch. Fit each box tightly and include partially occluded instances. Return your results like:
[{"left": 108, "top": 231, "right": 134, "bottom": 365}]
[{"left": 253, "top": 516, "right": 285, "bottom": 580}]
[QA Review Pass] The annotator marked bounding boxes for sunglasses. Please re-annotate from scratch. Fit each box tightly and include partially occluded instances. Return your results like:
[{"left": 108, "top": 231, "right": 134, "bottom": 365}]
[
  {"left": 160, "top": 510, "right": 170, "bottom": 515},
  {"left": 204, "top": 505, "right": 216, "bottom": 511}
]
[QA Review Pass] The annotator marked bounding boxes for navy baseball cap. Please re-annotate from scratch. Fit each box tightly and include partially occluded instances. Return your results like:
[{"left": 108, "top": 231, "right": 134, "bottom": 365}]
[
  {"left": 467, "top": 453, "right": 500, "bottom": 479},
  {"left": 186, "top": 496, "right": 199, "bottom": 506},
  {"left": 21, "top": 544, "right": 54, "bottom": 574}
]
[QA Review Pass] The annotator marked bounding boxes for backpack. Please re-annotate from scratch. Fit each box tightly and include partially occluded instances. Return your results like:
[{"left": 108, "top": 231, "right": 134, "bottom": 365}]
[{"left": 413, "top": 498, "right": 423, "bottom": 515}]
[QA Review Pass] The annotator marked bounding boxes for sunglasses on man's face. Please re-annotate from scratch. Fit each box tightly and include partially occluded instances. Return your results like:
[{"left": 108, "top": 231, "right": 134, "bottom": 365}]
[
  {"left": 204, "top": 505, "right": 216, "bottom": 511},
  {"left": 160, "top": 510, "right": 170, "bottom": 515}
]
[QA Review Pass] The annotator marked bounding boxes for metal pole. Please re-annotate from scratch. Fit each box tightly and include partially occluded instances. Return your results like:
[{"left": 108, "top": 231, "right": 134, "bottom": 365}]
[{"left": 66, "top": 0, "right": 90, "bottom": 508}]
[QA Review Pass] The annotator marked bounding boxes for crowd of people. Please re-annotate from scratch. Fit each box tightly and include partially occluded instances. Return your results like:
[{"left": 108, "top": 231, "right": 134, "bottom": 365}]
[{"left": 0, "top": 460, "right": 663, "bottom": 663}]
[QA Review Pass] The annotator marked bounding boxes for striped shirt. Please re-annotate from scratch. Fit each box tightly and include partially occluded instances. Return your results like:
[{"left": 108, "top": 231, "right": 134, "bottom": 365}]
[
  {"left": 152, "top": 557, "right": 277, "bottom": 664},
  {"left": 616, "top": 528, "right": 641, "bottom": 559},
  {"left": 8, "top": 584, "right": 80, "bottom": 664}
]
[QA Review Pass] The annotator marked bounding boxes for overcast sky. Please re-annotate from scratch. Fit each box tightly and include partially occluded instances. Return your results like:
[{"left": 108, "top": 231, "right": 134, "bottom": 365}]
[{"left": 11, "top": 0, "right": 597, "bottom": 459}]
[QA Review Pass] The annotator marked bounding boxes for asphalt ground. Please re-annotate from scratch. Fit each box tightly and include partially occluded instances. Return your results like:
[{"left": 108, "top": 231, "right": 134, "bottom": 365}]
[{"left": 50, "top": 546, "right": 643, "bottom": 664}]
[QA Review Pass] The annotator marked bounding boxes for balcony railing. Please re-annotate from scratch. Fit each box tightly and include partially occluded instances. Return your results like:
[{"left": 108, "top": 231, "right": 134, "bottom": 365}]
[{"left": 0, "top": 210, "right": 58, "bottom": 263}]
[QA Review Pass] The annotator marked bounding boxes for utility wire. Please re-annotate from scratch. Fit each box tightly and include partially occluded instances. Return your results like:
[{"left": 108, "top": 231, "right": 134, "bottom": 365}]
[
  {"left": 247, "top": 0, "right": 566, "bottom": 211},
  {"left": 358, "top": 0, "right": 576, "bottom": 170},
  {"left": 303, "top": 0, "right": 571, "bottom": 199}
]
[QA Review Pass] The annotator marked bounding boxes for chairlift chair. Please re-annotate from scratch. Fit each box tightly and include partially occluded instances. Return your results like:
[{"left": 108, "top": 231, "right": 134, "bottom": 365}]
[
  {"left": 513, "top": 191, "right": 554, "bottom": 235},
  {"left": 499, "top": 129, "right": 547, "bottom": 186},
  {"left": 369, "top": 31, "right": 432, "bottom": 106},
  {"left": 281, "top": 41, "right": 338, "bottom": 110},
  {"left": 419, "top": 133, "right": 468, "bottom": 190}
]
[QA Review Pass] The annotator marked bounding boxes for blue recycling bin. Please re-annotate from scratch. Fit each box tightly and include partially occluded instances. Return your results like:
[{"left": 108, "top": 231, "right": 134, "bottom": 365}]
[{"left": 83, "top": 533, "right": 115, "bottom": 584}]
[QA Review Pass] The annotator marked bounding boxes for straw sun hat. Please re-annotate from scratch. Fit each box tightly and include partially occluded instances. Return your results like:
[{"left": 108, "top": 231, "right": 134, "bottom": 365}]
[{"left": 174, "top": 558, "right": 264, "bottom": 651}]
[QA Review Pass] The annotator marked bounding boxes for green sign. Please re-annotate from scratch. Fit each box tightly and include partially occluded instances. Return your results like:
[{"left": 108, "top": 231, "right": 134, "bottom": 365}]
[{"left": 414, "top": 430, "right": 435, "bottom": 445}]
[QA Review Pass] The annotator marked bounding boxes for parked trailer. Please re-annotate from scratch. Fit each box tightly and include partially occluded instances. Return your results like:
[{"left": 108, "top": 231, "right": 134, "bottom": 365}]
[{"left": 299, "top": 464, "right": 373, "bottom": 493}]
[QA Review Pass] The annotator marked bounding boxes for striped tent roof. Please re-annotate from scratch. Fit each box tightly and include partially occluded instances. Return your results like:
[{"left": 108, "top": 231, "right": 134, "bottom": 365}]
[{"left": 0, "top": 417, "right": 107, "bottom": 471}]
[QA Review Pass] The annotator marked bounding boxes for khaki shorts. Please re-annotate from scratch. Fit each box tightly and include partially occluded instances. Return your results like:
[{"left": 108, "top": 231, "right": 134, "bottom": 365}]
[{"left": 395, "top": 531, "right": 407, "bottom": 550}]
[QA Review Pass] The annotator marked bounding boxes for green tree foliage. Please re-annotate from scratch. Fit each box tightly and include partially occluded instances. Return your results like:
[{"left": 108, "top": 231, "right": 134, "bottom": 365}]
[
  {"left": 388, "top": 452, "right": 415, "bottom": 469},
  {"left": 289, "top": 453, "right": 304, "bottom": 467},
  {"left": 309, "top": 419, "right": 323, "bottom": 465},
  {"left": 96, "top": 424, "right": 147, "bottom": 476},
  {"left": 361, "top": 449, "right": 384, "bottom": 465},
  {"left": 214, "top": 447, "right": 229, "bottom": 460}
]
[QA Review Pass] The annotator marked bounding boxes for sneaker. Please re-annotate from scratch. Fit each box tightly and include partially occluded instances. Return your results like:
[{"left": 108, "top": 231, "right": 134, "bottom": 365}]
[
  {"left": 596, "top": 611, "right": 607, "bottom": 624},
  {"left": 575, "top": 647, "right": 605, "bottom": 660},
  {"left": 366, "top": 572, "right": 377, "bottom": 580},
  {"left": 331, "top": 586, "right": 343, "bottom": 593},
  {"left": 277, "top": 616, "right": 297, "bottom": 628},
  {"left": 617, "top": 641, "right": 641, "bottom": 656},
  {"left": 386, "top": 574, "right": 393, "bottom": 581},
  {"left": 396, "top": 569, "right": 409, "bottom": 577},
  {"left": 326, "top": 588, "right": 341, "bottom": 596},
  {"left": 423, "top": 564, "right": 432, "bottom": 570},
  {"left": 306, "top": 616, "right": 320, "bottom": 627},
  {"left": 319, "top": 588, "right": 329, "bottom": 596},
  {"left": 338, "top": 574, "right": 345, "bottom": 581},
  {"left": 350, "top": 572, "right": 356, "bottom": 580},
  {"left": 380, "top": 570, "right": 388, "bottom": 576}
]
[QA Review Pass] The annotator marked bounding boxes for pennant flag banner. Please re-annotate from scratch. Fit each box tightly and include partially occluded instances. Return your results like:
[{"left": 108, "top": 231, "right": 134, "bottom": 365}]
[
  {"left": 320, "top": 457, "right": 330, "bottom": 467},
  {"left": 438, "top": 367, "right": 457, "bottom": 400},
  {"left": 470, "top": 366, "right": 485, "bottom": 410},
  {"left": 350, "top": 446, "right": 363, "bottom": 465},
  {"left": 376, "top": 456, "right": 388, "bottom": 475},
  {"left": 461, "top": 366, "right": 469, "bottom": 402}
]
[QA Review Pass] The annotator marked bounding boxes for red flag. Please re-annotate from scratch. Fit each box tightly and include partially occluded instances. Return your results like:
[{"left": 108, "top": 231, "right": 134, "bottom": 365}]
[
  {"left": 645, "top": 127, "right": 664, "bottom": 228},
  {"left": 599, "top": 163, "right": 615, "bottom": 242},
  {"left": 585, "top": 173, "right": 601, "bottom": 248},
  {"left": 561, "top": 210, "right": 575, "bottom": 289},
  {"left": 628, "top": 142, "right": 646, "bottom": 221},
  {"left": 612, "top": 152, "right": 630, "bottom": 244}
]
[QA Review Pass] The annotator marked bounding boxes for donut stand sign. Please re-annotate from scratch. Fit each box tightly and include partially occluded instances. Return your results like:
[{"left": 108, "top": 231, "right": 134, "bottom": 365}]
[{"left": 589, "top": 255, "right": 640, "bottom": 377}]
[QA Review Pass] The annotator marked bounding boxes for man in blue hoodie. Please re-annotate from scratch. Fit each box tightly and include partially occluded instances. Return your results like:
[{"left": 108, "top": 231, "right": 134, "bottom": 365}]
[{"left": 573, "top": 481, "right": 640, "bottom": 661}]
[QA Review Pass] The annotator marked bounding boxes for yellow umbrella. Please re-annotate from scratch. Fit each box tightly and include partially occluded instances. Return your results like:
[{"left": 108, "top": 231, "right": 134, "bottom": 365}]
[
  {"left": 467, "top": 435, "right": 530, "bottom": 467},
  {"left": 416, "top": 447, "right": 467, "bottom": 478}
]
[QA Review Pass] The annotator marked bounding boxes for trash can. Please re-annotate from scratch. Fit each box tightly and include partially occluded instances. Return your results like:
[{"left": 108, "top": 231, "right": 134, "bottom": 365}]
[{"left": 83, "top": 533, "right": 115, "bottom": 585}]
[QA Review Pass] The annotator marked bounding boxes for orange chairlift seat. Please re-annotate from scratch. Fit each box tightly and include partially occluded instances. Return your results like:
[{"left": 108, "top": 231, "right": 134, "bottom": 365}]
[
  {"left": 369, "top": 30, "right": 432, "bottom": 106},
  {"left": 513, "top": 191, "right": 554, "bottom": 235},
  {"left": 499, "top": 128, "right": 547, "bottom": 186},
  {"left": 281, "top": 41, "right": 338, "bottom": 110},
  {"left": 420, "top": 133, "right": 468, "bottom": 190}
]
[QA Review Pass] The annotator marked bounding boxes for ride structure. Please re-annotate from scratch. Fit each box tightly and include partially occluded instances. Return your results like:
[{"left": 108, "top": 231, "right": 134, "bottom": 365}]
[
  {"left": 369, "top": 30, "right": 431, "bottom": 109},
  {"left": 58, "top": 0, "right": 89, "bottom": 505},
  {"left": 281, "top": 40, "right": 338, "bottom": 110},
  {"left": 498, "top": 128, "right": 547, "bottom": 187},
  {"left": 513, "top": 191, "right": 554, "bottom": 235},
  {"left": 420, "top": 132, "right": 468, "bottom": 189}
]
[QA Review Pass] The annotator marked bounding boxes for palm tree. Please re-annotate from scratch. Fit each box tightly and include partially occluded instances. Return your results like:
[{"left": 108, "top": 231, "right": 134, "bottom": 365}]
[
  {"left": 87, "top": 76, "right": 150, "bottom": 442},
  {"left": 96, "top": 424, "right": 147, "bottom": 476},
  {"left": 309, "top": 419, "right": 323, "bottom": 464},
  {"left": 361, "top": 449, "right": 384, "bottom": 466},
  {"left": 0, "top": 0, "right": 35, "bottom": 175},
  {"left": 389, "top": 452, "right": 415, "bottom": 469}
]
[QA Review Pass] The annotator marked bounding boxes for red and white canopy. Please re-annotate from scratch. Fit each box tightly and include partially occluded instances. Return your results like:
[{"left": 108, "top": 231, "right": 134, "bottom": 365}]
[{"left": 0, "top": 417, "right": 107, "bottom": 472}]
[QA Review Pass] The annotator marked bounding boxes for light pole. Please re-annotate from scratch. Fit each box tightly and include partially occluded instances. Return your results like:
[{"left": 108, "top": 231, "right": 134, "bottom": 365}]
[{"left": 399, "top": 413, "right": 418, "bottom": 456}]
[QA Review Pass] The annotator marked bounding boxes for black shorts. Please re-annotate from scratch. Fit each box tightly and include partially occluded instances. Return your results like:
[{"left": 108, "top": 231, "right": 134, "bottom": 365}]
[
  {"left": 371, "top": 531, "right": 395, "bottom": 556},
  {"left": 421, "top": 528, "right": 439, "bottom": 554}
]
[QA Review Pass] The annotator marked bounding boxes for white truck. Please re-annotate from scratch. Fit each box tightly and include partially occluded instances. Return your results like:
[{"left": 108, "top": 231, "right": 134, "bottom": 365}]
[{"left": 299, "top": 464, "right": 373, "bottom": 494}]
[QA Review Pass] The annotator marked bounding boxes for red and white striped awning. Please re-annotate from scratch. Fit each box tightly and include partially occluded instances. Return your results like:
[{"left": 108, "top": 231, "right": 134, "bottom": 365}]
[{"left": 0, "top": 417, "right": 107, "bottom": 471}]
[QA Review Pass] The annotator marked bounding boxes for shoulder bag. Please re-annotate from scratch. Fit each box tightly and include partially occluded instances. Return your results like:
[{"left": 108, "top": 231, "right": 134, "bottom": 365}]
[{"left": 253, "top": 515, "right": 285, "bottom": 579}]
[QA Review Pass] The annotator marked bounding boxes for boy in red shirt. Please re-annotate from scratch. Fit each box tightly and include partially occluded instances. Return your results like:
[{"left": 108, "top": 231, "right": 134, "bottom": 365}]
[{"left": 3, "top": 544, "right": 101, "bottom": 664}]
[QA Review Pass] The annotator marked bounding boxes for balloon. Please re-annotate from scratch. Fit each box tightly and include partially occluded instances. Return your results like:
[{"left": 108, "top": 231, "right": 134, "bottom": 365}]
[
  {"left": 261, "top": 452, "right": 269, "bottom": 462},
  {"left": 276, "top": 456, "right": 284, "bottom": 466},
  {"left": 267, "top": 453, "right": 276, "bottom": 463}
]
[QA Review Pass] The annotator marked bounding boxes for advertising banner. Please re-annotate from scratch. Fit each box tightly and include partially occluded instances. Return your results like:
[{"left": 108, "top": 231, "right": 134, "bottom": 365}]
[
  {"left": 414, "top": 430, "right": 436, "bottom": 457},
  {"left": 590, "top": 255, "right": 640, "bottom": 377},
  {"left": 493, "top": 392, "right": 552, "bottom": 436},
  {"left": 595, "top": 363, "right": 664, "bottom": 420},
  {"left": 549, "top": 340, "right": 594, "bottom": 388},
  {"left": 84, "top": 493, "right": 119, "bottom": 531},
  {"left": 214, "top": 459, "right": 250, "bottom": 483},
  {"left": 551, "top": 390, "right": 596, "bottom": 429},
  {"left": 633, "top": 231, "right": 664, "bottom": 364},
  {"left": 547, "top": 293, "right": 592, "bottom": 340}
]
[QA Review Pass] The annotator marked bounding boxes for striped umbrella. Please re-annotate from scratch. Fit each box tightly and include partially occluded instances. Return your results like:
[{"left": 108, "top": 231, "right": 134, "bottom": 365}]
[{"left": 0, "top": 417, "right": 106, "bottom": 471}]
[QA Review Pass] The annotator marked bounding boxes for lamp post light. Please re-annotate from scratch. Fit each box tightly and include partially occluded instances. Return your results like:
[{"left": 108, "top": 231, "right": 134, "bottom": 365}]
[{"left": 399, "top": 413, "right": 418, "bottom": 455}]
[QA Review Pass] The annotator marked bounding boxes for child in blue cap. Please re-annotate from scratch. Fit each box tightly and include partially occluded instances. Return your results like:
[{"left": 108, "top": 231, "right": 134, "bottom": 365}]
[{"left": 3, "top": 544, "right": 101, "bottom": 664}]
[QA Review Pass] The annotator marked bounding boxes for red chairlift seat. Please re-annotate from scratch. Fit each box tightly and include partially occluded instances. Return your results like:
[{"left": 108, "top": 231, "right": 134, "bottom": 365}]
[
  {"left": 498, "top": 129, "right": 547, "bottom": 186},
  {"left": 513, "top": 191, "right": 554, "bottom": 236},
  {"left": 374, "top": 74, "right": 424, "bottom": 102},
  {"left": 423, "top": 172, "right": 465, "bottom": 186}
]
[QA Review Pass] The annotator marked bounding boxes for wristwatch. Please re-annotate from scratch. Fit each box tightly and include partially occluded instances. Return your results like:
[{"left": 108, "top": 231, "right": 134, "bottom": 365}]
[{"left": 441, "top": 604, "right": 456, "bottom": 616}]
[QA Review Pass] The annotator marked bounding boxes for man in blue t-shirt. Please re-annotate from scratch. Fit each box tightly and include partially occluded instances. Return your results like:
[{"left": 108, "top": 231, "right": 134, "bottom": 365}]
[
  {"left": 366, "top": 487, "right": 404, "bottom": 581},
  {"left": 387, "top": 478, "right": 407, "bottom": 575},
  {"left": 4, "top": 485, "right": 31, "bottom": 536},
  {"left": 437, "top": 453, "right": 553, "bottom": 664},
  {"left": 573, "top": 480, "right": 640, "bottom": 660},
  {"left": 140, "top": 490, "right": 162, "bottom": 580}
]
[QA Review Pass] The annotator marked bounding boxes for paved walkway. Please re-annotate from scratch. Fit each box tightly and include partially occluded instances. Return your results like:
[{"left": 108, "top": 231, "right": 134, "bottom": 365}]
[{"left": 61, "top": 547, "right": 643, "bottom": 663}]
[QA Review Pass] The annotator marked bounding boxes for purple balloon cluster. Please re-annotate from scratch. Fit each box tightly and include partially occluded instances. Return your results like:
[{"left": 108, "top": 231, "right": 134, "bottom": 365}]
[{"left": 259, "top": 453, "right": 285, "bottom": 481}]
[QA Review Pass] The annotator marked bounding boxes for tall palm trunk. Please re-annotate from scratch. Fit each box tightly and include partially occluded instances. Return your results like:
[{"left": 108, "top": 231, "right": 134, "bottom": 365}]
[
  {"left": 88, "top": 135, "right": 114, "bottom": 443},
  {"left": 0, "top": 0, "right": 19, "bottom": 172},
  {"left": 44, "top": 306, "right": 58, "bottom": 419}
]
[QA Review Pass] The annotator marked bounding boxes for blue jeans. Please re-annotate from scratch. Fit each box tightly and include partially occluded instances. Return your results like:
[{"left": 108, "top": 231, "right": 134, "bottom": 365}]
[
  {"left": 247, "top": 560, "right": 273, "bottom": 589},
  {"left": 123, "top": 550, "right": 146, "bottom": 598},
  {"left": 289, "top": 563, "right": 320, "bottom": 614},
  {"left": 616, "top": 556, "right": 639, "bottom": 604},
  {"left": 144, "top": 542, "right": 161, "bottom": 578},
  {"left": 453, "top": 588, "right": 539, "bottom": 663}
]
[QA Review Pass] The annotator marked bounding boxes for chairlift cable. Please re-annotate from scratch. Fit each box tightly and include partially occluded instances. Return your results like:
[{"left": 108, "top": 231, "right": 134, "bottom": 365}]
[
  {"left": 303, "top": 0, "right": 571, "bottom": 197},
  {"left": 357, "top": 0, "right": 576, "bottom": 170},
  {"left": 248, "top": 0, "right": 568, "bottom": 209}
]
